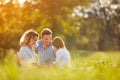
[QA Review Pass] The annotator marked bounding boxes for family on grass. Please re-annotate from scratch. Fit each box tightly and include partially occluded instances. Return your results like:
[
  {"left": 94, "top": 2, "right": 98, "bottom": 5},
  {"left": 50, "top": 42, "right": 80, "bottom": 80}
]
[{"left": 18, "top": 28, "right": 70, "bottom": 68}]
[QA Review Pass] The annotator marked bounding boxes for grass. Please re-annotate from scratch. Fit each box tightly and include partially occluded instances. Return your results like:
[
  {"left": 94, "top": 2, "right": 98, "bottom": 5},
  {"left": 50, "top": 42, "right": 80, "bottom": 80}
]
[{"left": 0, "top": 50, "right": 120, "bottom": 80}]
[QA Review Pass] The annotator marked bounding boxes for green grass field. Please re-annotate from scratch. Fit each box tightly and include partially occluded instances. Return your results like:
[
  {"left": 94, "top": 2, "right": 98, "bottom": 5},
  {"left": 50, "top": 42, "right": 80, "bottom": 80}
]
[{"left": 0, "top": 50, "right": 120, "bottom": 80}]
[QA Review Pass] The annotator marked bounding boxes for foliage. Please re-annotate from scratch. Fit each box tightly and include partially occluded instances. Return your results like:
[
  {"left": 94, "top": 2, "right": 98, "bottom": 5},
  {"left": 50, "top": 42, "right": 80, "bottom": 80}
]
[
  {"left": 0, "top": 50, "right": 120, "bottom": 80},
  {"left": 73, "top": 0, "right": 120, "bottom": 50},
  {"left": 0, "top": 0, "right": 90, "bottom": 51},
  {"left": 0, "top": 0, "right": 119, "bottom": 55}
]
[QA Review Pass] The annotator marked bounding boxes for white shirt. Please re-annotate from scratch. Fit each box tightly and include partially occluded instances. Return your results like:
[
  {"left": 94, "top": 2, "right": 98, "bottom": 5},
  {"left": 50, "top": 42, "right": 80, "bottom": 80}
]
[{"left": 54, "top": 48, "right": 70, "bottom": 66}]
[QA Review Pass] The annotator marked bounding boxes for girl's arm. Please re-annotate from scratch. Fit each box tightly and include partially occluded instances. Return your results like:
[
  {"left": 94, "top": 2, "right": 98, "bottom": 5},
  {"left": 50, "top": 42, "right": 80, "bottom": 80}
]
[{"left": 53, "top": 51, "right": 62, "bottom": 64}]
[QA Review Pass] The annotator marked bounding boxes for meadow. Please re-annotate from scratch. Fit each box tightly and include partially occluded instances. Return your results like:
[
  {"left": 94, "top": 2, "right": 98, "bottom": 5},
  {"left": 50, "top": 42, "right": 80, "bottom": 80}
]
[{"left": 0, "top": 50, "right": 120, "bottom": 80}]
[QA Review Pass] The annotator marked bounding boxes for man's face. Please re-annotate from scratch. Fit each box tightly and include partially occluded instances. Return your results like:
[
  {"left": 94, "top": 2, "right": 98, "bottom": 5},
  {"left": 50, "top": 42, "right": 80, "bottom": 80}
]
[{"left": 42, "top": 34, "right": 52, "bottom": 46}]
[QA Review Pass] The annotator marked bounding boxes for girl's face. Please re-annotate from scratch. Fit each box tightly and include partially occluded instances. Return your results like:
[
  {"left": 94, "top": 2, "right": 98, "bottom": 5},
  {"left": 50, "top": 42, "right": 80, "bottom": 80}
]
[
  {"left": 52, "top": 46, "right": 57, "bottom": 50},
  {"left": 28, "top": 36, "right": 38, "bottom": 48}
]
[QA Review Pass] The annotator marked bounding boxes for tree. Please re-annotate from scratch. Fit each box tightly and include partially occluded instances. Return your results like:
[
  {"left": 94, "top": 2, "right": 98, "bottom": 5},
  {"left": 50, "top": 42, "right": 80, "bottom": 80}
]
[
  {"left": 0, "top": 0, "right": 90, "bottom": 56},
  {"left": 73, "top": 0, "right": 120, "bottom": 50}
]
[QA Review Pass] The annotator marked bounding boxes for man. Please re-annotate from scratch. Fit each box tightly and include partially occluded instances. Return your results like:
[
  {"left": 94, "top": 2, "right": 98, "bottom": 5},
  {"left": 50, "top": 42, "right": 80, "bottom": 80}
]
[{"left": 34, "top": 28, "right": 56, "bottom": 65}]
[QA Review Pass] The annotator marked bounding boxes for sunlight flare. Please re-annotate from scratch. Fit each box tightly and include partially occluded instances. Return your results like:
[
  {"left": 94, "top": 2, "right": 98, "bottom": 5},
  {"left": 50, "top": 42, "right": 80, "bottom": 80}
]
[{"left": 18, "top": 0, "right": 26, "bottom": 5}]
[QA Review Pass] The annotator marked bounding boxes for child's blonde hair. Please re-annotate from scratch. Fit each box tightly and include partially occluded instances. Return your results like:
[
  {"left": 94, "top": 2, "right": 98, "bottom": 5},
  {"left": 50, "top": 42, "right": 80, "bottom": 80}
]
[
  {"left": 52, "top": 37, "right": 65, "bottom": 50},
  {"left": 19, "top": 30, "right": 39, "bottom": 46}
]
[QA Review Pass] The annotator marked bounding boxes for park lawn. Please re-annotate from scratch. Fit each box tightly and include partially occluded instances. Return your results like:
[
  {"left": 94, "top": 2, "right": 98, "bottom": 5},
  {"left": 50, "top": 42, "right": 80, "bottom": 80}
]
[{"left": 0, "top": 50, "right": 120, "bottom": 80}]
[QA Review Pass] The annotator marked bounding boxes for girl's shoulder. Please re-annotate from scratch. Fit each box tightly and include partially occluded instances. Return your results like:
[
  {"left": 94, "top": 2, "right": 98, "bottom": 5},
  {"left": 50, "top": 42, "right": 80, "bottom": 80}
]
[
  {"left": 57, "top": 48, "right": 66, "bottom": 54},
  {"left": 57, "top": 48, "right": 70, "bottom": 55},
  {"left": 57, "top": 48, "right": 63, "bottom": 51},
  {"left": 37, "top": 39, "right": 42, "bottom": 43}
]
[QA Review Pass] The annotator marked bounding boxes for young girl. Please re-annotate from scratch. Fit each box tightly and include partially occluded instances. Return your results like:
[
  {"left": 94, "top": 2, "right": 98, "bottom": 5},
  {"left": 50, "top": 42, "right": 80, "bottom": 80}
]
[
  {"left": 52, "top": 36, "right": 70, "bottom": 68},
  {"left": 18, "top": 30, "right": 39, "bottom": 65}
]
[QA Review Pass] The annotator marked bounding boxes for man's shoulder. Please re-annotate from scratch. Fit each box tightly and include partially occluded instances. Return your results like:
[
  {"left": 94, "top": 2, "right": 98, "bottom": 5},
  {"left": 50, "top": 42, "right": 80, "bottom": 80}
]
[{"left": 37, "top": 39, "right": 42, "bottom": 44}]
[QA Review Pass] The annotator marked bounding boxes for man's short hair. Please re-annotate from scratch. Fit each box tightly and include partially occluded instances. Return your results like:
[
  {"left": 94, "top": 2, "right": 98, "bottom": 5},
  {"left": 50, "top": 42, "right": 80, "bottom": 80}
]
[{"left": 41, "top": 28, "right": 52, "bottom": 36}]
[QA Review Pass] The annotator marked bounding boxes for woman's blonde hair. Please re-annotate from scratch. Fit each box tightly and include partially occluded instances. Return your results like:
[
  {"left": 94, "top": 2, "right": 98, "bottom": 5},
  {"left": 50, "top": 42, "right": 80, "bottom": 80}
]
[
  {"left": 19, "top": 30, "right": 39, "bottom": 46},
  {"left": 52, "top": 37, "right": 65, "bottom": 50}
]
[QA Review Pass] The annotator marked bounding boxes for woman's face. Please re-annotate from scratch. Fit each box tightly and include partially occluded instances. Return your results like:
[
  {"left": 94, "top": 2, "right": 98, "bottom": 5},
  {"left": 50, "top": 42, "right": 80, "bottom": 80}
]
[{"left": 28, "top": 36, "right": 38, "bottom": 48}]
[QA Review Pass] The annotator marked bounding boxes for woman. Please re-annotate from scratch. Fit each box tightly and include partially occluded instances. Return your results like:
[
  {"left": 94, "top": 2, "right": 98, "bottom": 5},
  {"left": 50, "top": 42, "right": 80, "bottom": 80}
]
[{"left": 18, "top": 30, "right": 39, "bottom": 65}]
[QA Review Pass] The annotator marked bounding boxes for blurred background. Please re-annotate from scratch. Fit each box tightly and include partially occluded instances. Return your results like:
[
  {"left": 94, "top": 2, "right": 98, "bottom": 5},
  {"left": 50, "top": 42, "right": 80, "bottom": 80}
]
[{"left": 0, "top": 0, "right": 119, "bottom": 56}]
